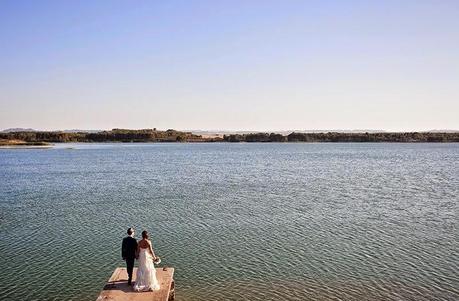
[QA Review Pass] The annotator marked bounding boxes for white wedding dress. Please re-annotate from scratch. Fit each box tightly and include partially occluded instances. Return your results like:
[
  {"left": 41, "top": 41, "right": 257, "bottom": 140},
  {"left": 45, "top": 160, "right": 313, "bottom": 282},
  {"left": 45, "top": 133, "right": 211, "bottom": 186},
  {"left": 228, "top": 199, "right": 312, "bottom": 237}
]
[{"left": 133, "top": 248, "right": 160, "bottom": 291}]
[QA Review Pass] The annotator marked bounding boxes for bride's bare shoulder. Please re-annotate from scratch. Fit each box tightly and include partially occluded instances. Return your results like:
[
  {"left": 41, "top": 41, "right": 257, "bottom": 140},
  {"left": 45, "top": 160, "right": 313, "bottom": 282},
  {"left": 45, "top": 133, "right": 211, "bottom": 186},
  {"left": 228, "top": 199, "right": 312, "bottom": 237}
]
[{"left": 138, "top": 239, "right": 148, "bottom": 247}]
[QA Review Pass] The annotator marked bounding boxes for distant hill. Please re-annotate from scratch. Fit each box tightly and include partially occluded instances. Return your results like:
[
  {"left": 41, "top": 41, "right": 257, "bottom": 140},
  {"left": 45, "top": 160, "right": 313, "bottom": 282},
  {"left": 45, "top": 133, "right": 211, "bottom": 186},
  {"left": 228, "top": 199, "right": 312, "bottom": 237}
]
[
  {"left": 4, "top": 128, "right": 457, "bottom": 135},
  {"left": 60, "top": 129, "right": 102, "bottom": 133},
  {"left": 1, "top": 128, "right": 36, "bottom": 133},
  {"left": 1, "top": 128, "right": 102, "bottom": 133},
  {"left": 425, "top": 129, "right": 459, "bottom": 133},
  {"left": 190, "top": 129, "right": 388, "bottom": 136}
]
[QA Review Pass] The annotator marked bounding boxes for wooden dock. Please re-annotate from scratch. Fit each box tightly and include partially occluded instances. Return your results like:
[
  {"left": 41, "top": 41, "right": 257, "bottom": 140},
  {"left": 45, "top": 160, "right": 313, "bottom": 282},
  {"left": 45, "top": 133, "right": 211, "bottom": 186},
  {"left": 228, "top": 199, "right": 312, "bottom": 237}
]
[{"left": 97, "top": 267, "right": 175, "bottom": 301}]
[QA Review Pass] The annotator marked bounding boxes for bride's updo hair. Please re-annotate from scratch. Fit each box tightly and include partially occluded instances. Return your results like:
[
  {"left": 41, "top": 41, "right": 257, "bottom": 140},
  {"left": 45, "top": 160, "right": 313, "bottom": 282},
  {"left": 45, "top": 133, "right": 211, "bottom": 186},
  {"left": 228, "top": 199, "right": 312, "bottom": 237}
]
[{"left": 141, "top": 230, "right": 149, "bottom": 240}]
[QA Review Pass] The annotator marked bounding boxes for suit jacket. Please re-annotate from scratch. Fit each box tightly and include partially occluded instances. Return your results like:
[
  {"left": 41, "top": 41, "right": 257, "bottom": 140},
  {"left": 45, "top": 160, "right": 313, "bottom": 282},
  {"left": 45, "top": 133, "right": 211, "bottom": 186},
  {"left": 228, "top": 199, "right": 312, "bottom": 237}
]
[{"left": 122, "top": 236, "right": 138, "bottom": 260}]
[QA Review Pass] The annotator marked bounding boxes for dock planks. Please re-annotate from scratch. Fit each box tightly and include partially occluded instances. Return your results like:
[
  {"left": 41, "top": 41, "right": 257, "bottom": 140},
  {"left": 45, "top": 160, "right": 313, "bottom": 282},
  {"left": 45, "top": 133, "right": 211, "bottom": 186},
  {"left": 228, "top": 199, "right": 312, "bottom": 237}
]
[{"left": 97, "top": 267, "right": 175, "bottom": 301}]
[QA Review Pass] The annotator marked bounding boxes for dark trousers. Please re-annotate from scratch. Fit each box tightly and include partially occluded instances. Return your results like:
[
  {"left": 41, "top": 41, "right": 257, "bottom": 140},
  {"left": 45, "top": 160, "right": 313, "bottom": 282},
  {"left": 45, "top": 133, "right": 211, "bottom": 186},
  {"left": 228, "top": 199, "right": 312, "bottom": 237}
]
[{"left": 126, "top": 258, "right": 135, "bottom": 283}]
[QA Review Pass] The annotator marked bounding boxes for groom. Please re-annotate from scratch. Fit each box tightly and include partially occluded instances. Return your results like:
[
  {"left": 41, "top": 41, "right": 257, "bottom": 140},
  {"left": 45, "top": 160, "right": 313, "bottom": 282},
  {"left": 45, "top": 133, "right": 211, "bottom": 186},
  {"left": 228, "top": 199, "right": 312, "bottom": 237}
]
[{"left": 122, "top": 227, "right": 138, "bottom": 285}]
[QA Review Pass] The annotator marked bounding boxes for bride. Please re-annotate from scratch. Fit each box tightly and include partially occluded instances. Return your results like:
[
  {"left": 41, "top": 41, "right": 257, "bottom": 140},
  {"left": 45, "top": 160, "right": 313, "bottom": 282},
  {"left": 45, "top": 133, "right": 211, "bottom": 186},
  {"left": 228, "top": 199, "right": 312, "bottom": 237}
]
[{"left": 133, "top": 230, "right": 160, "bottom": 291}]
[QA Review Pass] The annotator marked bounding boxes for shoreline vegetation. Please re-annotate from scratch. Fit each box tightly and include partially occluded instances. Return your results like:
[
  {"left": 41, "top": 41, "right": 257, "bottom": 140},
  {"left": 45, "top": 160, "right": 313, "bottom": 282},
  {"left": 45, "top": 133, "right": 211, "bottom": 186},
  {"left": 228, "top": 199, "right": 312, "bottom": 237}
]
[
  {"left": 1, "top": 129, "right": 459, "bottom": 145},
  {"left": 0, "top": 139, "right": 51, "bottom": 147}
]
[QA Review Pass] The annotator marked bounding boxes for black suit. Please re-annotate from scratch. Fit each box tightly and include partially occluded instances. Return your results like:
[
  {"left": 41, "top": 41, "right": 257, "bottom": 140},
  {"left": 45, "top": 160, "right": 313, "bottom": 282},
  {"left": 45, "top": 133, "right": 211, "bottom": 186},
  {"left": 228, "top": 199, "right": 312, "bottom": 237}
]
[{"left": 122, "top": 236, "right": 138, "bottom": 284}]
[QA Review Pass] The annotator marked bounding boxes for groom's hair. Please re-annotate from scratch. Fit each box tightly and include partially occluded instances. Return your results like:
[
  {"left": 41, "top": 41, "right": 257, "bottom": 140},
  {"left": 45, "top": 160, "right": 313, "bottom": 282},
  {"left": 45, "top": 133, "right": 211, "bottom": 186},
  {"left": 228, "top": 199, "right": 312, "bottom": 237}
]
[{"left": 127, "top": 228, "right": 134, "bottom": 235}]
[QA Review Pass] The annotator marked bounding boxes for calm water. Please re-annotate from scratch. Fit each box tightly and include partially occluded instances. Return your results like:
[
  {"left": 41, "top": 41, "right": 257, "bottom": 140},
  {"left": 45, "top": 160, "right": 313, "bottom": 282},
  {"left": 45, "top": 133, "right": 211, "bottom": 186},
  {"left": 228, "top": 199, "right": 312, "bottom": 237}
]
[{"left": 0, "top": 143, "right": 458, "bottom": 301}]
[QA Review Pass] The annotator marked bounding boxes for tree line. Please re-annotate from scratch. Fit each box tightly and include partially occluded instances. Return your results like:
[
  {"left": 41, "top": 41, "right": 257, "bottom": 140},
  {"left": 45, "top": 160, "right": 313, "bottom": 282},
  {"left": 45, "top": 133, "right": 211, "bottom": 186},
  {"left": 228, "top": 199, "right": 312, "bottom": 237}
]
[
  {"left": 1, "top": 130, "right": 458, "bottom": 143},
  {"left": 223, "top": 132, "right": 459, "bottom": 142},
  {"left": 0, "top": 129, "right": 216, "bottom": 143}
]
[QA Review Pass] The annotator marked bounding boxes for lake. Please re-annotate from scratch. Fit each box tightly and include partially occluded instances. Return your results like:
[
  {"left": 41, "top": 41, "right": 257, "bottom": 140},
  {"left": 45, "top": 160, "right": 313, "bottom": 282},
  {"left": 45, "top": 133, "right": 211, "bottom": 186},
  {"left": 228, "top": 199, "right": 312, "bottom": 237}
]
[{"left": 0, "top": 143, "right": 457, "bottom": 300}]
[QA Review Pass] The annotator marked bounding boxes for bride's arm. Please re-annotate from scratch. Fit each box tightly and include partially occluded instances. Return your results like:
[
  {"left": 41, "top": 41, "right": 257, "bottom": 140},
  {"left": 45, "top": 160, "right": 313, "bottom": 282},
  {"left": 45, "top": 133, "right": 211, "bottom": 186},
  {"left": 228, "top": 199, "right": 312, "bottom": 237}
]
[
  {"left": 135, "top": 242, "right": 140, "bottom": 259},
  {"left": 148, "top": 240, "right": 157, "bottom": 259}
]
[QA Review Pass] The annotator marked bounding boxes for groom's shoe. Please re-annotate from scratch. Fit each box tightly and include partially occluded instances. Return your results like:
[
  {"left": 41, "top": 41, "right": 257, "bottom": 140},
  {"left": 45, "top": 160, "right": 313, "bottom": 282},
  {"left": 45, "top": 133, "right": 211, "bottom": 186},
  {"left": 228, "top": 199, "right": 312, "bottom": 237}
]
[{"left": 127, "top": 279, "right": 132, "bottom": 286}]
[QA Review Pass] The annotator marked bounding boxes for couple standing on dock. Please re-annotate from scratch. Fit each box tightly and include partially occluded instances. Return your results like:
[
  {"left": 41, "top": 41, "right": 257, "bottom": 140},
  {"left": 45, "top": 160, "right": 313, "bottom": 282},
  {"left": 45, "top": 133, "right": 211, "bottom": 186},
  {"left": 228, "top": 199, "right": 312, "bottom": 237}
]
[{"left": 122, "top": 227, "right": 161, "bottom": 291}]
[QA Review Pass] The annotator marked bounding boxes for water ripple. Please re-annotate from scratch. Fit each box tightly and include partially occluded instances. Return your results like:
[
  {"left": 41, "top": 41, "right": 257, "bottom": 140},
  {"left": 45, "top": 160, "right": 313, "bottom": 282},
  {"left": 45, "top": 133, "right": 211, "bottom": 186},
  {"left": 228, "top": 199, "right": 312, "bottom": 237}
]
[{"left": 0, "top": 143, "right": 458, "bottom": 300}]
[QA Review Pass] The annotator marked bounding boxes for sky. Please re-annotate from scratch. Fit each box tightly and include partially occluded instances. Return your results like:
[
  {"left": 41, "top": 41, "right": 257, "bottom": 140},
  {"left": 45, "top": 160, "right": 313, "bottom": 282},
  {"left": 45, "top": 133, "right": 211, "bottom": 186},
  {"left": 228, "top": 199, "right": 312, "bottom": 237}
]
[{"left": 1, "top": 0, "right": 458, "bottom": 131}]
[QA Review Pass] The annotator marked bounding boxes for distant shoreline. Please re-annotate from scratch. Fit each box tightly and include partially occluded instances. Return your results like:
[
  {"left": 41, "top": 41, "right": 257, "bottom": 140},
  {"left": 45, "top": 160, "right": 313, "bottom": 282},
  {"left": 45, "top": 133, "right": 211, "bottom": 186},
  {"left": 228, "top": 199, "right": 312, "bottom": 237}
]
[
  {"left": 1, "top": 129, "right": 459, "bottom": 144},
  {"left": 0, "top": 139, "right": 52, "bottom": 147}
]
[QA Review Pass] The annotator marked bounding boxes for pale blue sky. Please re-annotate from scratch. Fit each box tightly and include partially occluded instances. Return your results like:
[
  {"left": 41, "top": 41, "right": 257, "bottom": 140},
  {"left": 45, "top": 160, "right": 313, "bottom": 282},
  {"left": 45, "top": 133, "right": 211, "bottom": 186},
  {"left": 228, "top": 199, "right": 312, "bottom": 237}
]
[{"left": 1, "top": 1, "right": 458, "bottom": 131}]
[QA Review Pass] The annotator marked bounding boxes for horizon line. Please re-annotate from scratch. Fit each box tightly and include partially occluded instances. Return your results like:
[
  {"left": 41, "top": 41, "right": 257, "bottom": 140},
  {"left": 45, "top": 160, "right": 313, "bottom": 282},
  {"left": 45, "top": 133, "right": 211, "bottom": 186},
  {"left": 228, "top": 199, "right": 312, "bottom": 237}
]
[{"left": 2, "top": 127, "right": 458, "bottom": 133}]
